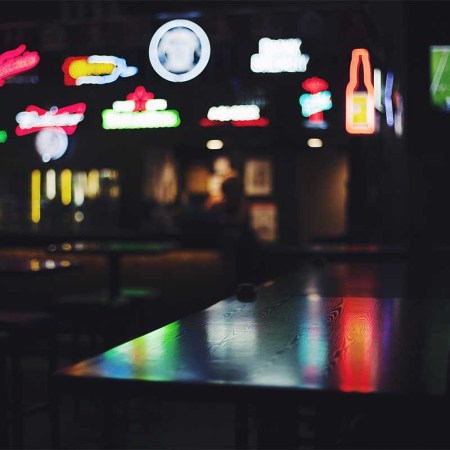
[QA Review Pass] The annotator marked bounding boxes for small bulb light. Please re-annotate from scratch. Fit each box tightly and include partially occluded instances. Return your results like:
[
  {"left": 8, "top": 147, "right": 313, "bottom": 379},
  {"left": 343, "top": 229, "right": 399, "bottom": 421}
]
[{"left": 206, "top": 139, "right": 224, "bottom": 150}]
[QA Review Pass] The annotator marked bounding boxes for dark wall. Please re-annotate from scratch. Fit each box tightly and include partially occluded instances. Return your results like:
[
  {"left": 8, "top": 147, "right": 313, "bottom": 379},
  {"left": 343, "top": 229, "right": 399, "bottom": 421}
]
[{"left": 405, "top": 1, "right": 450, "bottom": 246}]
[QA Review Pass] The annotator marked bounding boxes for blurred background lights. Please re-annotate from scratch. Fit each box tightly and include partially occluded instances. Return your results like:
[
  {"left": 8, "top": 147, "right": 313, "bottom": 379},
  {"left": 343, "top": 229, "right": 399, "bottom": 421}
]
[
  {"left": 206, "top": 139, "right": 224, "bottom": 150},
  {"left": 307, "top": 138, "right": 323, "bottom": 148}
]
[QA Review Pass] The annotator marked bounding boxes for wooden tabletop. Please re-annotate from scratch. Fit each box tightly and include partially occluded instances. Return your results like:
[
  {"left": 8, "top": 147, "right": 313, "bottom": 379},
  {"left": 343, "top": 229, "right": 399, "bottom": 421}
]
[{"left": 54, "top": 261, "right": 450, "bottom": 400}]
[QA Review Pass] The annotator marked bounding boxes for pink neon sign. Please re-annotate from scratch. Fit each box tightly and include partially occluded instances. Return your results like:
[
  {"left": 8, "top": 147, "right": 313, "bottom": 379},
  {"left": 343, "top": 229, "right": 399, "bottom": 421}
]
[
  {"left": 15, "top": 103, "right": 86, "bottom": 136},
  {"left": 0, "top": 44, "right": 40, "bottom": 87}
]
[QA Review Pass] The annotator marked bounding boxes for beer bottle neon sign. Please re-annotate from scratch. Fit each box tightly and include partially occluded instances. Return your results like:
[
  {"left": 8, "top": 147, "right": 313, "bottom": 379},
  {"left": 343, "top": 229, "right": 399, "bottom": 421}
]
[{"left": 345, "top": 49, "right": 375, "bottom": 134}]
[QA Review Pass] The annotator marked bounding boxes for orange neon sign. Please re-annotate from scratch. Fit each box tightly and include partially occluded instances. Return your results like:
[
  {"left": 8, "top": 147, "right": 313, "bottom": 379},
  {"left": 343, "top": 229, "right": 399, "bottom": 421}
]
[{"left": 345, "top": 49, "right": 375, "bottom": 134}]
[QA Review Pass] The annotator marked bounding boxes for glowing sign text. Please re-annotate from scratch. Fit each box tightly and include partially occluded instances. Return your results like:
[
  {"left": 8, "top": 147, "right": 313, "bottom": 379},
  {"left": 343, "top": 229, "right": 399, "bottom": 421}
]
[
  {"left": 0, "top": 44, "right": 40, "bottom": 87},
  {"left": 62, "top": 55, "right": 138, "bottom": 86},
  {"left": 102, "top": 86, "right": 180, "bottom": 129},
  {"left": 201, "top": 104, "right": 269, "bottom": 127},
  {"left": 251, "top": 38, "right": 309, "bottom": 73},
  {"left": 16, "top": 103, "right": 86, "bottom": 136},
  {"left": 207, "top": 105, "right": 260, "bottom": 121}
]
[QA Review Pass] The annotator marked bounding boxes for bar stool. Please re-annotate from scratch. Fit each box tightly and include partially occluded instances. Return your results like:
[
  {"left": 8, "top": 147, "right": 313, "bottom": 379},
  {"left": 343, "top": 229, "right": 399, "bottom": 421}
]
[
  {"left": 51, "top": 291, "right": 133, "bottom": 361},
  {"left": 120, "top": 286, "right": 162, "bottom": 336},
  {"left": 52, "top": 287, "right": 162, "bottom": 361},
  {"left": 0, "top": 311, "right": 58, "bottom": 449}
]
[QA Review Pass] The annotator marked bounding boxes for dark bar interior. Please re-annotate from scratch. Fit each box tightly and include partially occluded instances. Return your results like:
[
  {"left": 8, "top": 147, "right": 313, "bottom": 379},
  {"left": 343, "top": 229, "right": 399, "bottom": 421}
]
[{"left": 1, "top": 1, "right": 450, "bottom": 448}]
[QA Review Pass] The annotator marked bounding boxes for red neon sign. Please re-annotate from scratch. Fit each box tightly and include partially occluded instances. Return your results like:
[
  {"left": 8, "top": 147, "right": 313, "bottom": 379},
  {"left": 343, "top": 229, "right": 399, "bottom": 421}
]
[
  {"left": 126, "top": 86, "right": 155, "bottom": 111},
  {"left": 345, "top": 48, "right": 375, "bottom": 134},
  {"left": 15, "top": 103, "right": 86, "bottom": 136},
  {"left": 62, "top": 56, "right": 88, "bottom": 86},
  {"left": 0, "top": 44, "right": 40, "bottom": 87},
  {"left": 199, "top": 117, "right": 269, "bottom": 128},
  {"left": 302, "top": 77, "right": 330, "bottom": 126}
]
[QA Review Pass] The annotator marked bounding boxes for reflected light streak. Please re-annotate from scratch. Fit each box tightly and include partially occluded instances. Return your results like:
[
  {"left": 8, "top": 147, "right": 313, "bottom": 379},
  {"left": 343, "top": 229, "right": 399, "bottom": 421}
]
[
  {"left": 338, "top": 298, "right": 380, "bottom": 393},
  {"left": 298, "top": 296, "right": 328, "bottom": 388},
  {"left": 30, "top": 258, "right": 40, "bottom": 271}
]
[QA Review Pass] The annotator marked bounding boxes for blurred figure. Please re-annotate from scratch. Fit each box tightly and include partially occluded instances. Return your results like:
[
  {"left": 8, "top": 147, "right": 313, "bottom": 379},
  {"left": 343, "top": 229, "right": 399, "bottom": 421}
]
[
  {"left": 207, "top": 175, "right": 265, "bottom": 290},
  {"left": 175, "top": 175, "right": 266, "bottom": 293}
]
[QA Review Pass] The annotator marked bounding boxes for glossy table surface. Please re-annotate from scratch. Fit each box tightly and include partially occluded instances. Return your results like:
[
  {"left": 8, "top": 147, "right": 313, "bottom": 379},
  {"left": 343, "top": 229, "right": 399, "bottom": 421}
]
[{"left": 55, "top": 261, "right": 450, "bottom": 399}]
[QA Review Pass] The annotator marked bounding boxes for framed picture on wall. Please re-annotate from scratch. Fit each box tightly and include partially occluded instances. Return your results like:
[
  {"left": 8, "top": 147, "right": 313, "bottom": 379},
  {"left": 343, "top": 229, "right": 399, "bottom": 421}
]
[
  {"left": 244, "top": 158, "right": 273, "bottom": 196},
  {"left": 249, "top": 202, "right": 278, "bottom": 243}
]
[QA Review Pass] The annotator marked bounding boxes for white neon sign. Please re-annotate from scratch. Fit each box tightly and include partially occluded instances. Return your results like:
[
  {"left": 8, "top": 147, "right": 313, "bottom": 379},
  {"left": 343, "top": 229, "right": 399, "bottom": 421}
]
[
  {"left": 251, "top": 38, "right": 310, "bottom": 73},
  {"left": 16, "top": 104, "right": 86, "bottom": 136},
  {"left": 207, "top": 105, "right": 260, "bottom": 122},
  {"left": 149, "top": 19, "right": 211, "bottom": 82},
  {"left": 102, "top": 86, "right": 180, "bottom": 129}
]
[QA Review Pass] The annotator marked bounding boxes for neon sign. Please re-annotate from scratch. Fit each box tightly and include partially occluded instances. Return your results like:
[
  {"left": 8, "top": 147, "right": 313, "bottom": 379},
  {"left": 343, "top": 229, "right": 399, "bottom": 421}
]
[
  {"left": 250, "top": 38, "right": 309, "bottom": 73},
  {"left": 374, "top": 68, "right": 384, "bottom": 112},
  {"left": 299, "top": 77, "right": 332, "bottom": 129},
  {"left": 16, "top": 103, "right": 86, "bottom": 136},
  {"left": 200, "top": 104, "right": 269, "bottom": 127},
  {"left": 35, "top": 127, "right": 68, "bottom": 162},
  {"left": 393, "top": 90, "right": 403, "bottom": 137},
  {"left": 384, "top": 72, "right": 394, "bottom": 127},
  {"left": 345, "top": 48, "right": 375, "bottom": 135},
  {"left": 102, "top": 85, "right": 180, "bottom": 129},
  {"left": 0, "top": 44, "right": 40, "bottom": 87},
  {"left": 149, "top": 19, "right": 211, "bottom": 82},
  {"left": 62, "top": 55, "right": 138, "bottom": 86}
]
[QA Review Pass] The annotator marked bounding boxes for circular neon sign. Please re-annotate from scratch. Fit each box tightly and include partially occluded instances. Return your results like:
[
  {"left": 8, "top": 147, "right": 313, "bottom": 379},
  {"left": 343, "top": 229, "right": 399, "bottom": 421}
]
[
  {"left": 149, "top": 19, "right": 211, "bottom": 82},
  {"left": 35, "top": 127, "right": 68, "bottom": 162}
]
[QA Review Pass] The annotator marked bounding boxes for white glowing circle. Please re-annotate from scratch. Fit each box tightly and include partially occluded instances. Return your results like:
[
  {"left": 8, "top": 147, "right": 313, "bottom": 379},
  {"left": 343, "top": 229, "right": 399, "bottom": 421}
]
[
  {"left": 307, "top": 138, "right": 323, "bottom": 148},
  {"left": 35, "top": 127, "right": 68, "bottom": 162},
  {"left": 206, "top": 139, "right": 224, "bottom": 150},
  {"left": 149, "top": 19, "right": 211, "bottom": 82}
]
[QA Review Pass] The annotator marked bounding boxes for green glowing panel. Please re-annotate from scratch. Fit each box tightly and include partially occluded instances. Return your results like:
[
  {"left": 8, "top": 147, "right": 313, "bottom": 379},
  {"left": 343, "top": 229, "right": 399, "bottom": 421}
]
[
  {"left": 0, "top": 130, "right": 7, "bottom": 143},
  {"left": 430, "top": 45, "right": 450, "bottom": 111}
]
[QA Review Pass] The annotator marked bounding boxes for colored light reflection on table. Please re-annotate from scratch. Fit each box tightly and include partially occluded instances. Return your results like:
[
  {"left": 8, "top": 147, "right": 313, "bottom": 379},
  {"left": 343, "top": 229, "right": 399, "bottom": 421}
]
[
  {"left": 298, "top": 294, "right": 328, "bottom": 388},
  {"left": 96, "top": 322, "right": 181, "bottom": 379},
  {"left": 337, "top": 297, "right": 380, "bottom": 393}
]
